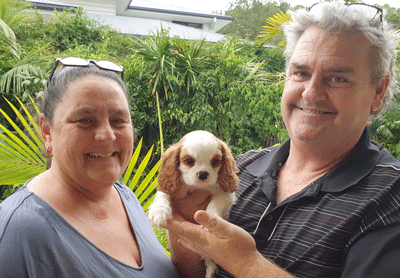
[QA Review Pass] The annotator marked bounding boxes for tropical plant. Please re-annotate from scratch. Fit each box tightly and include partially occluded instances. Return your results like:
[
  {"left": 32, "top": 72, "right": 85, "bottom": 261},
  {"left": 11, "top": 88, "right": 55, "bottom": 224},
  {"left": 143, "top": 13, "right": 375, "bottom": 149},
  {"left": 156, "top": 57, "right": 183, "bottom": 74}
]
[
  {"left": 172, "top": 38, "right": 207, "bottom": 92},
  {"left": 0, "top": 0, "right": 32, "bottom": 29},
  {"left": 0, "top": 18, "right": 19, "bottom": 60},
  {"left": 220, "top": 0, "right": 291, "bottom": 40},
  {"left": 258, "top": 11, "right": 291, "bottom": 46},
  {"left": 0, "top": 96, "right": 46, "bottom": 196},
  {"left": 0, "top": 50, "right": 49, "bottom": 96},
  {"left": 133, "top": 27, "right": 177, "bottom": 154},
  {"left": 371, "top": 96, "right": 400, "bottom": 160}
]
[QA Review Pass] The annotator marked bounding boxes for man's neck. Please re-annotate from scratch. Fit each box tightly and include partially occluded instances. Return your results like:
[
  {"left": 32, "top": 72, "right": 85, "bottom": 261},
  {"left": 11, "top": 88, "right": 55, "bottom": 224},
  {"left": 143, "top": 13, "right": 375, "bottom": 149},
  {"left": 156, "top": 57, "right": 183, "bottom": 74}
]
[{"left": 276, "top": 140, "right": 356, "bottom": 205}]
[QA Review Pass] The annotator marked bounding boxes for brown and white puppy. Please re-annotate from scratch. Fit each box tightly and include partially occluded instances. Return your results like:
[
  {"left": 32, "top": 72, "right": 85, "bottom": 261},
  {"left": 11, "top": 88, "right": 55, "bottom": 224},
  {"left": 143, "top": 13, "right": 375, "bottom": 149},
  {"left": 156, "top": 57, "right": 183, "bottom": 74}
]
[{"left": 147, "top": 130, "right": 238, "bottom": 278}]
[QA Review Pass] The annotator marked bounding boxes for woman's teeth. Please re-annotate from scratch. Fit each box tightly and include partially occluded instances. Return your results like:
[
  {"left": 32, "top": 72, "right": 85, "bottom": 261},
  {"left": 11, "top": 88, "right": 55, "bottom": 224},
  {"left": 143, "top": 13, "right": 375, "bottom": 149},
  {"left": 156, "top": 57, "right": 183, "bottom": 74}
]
[{"left": 88, "top": 152, "right": 117, "bottom": 158}]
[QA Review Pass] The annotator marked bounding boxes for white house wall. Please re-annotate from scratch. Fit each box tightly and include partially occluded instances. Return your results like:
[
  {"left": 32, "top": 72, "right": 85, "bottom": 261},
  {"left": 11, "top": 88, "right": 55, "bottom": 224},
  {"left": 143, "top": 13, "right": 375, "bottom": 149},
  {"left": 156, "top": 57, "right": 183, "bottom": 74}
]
[{"left": 63, "top": 0, "right": 117, "bottom": 15}]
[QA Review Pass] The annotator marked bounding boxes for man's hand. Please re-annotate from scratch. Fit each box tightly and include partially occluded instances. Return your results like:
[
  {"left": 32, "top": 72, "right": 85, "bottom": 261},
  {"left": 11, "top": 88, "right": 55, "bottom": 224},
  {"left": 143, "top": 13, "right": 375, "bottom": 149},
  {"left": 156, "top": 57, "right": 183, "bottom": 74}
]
[
  {"left": 166, "top": 211, "right": 295, "bottom": 278},
  {"left": 165, "top": 189, "right": 212, "bottom": 277},
  {"left": 169, "top": 188, "right": 212, "bottom": 223}
]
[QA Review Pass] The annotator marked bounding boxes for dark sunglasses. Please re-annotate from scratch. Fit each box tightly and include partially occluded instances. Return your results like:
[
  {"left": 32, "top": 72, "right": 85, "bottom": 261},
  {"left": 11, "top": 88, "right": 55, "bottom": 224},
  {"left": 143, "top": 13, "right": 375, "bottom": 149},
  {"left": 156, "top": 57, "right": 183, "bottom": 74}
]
[
  {"left": 47, "top": 57, "right": 124, "bottom": 83},
  {"left": 309, "top": 2, "right": 383, "bottom": 26}
]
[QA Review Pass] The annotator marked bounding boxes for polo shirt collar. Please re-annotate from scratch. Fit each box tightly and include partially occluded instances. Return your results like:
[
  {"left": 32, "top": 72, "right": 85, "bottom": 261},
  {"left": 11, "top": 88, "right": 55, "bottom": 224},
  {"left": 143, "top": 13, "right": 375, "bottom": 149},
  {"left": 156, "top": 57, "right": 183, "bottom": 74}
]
[{"left": 245, "top": 128, "right": 382, "bottom": 193}]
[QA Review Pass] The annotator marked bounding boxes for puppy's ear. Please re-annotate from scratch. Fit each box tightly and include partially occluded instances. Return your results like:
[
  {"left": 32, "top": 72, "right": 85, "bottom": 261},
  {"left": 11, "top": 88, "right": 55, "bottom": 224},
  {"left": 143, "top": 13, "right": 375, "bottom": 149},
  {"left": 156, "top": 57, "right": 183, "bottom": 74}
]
[
  {"left": 217, "top": 139, "right": 239, "bottom": 193},
  {"left": 157, "top": 143, "right": 183, "bottom": 194}
]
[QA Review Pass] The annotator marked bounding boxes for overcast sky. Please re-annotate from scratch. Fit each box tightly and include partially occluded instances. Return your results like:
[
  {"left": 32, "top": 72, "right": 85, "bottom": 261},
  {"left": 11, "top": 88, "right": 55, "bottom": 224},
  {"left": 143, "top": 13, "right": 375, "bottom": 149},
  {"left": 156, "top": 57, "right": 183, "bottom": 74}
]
[{"left": 153, "top": 0, "right": 400, "bottom": 13}]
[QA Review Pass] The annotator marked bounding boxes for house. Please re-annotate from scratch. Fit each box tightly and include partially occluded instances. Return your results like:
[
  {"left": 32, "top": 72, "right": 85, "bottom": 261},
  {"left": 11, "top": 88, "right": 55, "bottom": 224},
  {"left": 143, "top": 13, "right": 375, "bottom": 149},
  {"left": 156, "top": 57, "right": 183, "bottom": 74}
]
[{"left": 26, "top": 0, "right": 235, "bottom": 42}]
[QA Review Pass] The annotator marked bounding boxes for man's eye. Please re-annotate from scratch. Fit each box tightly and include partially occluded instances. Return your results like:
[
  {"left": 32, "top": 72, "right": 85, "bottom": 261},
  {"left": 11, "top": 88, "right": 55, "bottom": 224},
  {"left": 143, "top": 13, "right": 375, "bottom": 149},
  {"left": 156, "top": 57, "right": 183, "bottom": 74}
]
[
  {"left": 293, "top": 71, "right": 310, "bottom": 79},
  {"left": 330, "top": 77, "right": 347, "bottom": 83},
  {"left": 326, "top": 76, "right": 350, "bottom": 87}
]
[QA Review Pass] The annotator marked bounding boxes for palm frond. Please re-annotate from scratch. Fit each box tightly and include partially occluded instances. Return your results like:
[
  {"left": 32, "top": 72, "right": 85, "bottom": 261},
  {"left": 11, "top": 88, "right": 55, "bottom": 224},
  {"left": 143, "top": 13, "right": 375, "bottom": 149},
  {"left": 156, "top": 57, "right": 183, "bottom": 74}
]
[
  {"left": 258, "top": 11, "right": 291, "bottom": 45},
  {"left": 0, "top": 96, "right": 46, "bottom": 185},
  {"left": 0, "top": 62, "right": 48, "bottom": 94},
  {"left": 121, "top": 138, "right": 159, "bottom": 208},
  {"left": 0, "top": 18, "right": 19, "bottom": 59}
]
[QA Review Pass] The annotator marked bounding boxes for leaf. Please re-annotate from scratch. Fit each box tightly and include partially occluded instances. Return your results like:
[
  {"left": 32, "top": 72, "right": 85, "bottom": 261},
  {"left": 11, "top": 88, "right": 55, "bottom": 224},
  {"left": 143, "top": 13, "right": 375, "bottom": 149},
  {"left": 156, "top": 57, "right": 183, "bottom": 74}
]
[
  {"left": 258, "top": 11, "right": 291, "bottom": 45},
  {"left": 121, "top": 137, "right": 143, "bottom": 185},
  {"left": 0, "top": 18, "right": 19, "bottom": 59},
  {"left": 0, "top": 96, "right": 46, "bottom": 185}
]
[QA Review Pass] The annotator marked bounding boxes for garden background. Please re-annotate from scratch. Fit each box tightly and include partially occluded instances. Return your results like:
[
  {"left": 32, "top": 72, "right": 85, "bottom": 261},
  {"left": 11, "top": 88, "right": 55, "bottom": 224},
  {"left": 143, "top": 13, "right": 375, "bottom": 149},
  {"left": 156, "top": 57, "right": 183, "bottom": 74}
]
[{"left": 1, "top": 0, "right": 400, "bottom": 224}]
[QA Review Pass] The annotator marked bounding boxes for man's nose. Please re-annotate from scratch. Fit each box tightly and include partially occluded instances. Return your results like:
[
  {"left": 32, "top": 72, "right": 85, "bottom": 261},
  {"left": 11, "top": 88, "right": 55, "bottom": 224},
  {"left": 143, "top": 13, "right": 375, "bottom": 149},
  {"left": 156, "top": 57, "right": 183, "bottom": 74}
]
[
  {"left": 302, "top": 77, "right": 327, "bottom": 103},
  {"left": 94, "top": 122, "right": 116, "bottom": 141}
]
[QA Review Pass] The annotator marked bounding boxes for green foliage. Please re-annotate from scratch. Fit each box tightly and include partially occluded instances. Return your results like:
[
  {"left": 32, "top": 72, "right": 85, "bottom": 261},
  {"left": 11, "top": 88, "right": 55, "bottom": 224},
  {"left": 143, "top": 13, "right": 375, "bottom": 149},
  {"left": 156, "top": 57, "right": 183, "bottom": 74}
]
[
  {"left": 44, "top": 7, "right": 110, "bottom": 52},
  {"left": 0, "top": 0, "right": 32, "bottom": 29},
  {"left": 126, "top": 34, "right": 288, "bottom": 156},
  {"left": 0, "top": 96, "right": 46, "bottom": 195},
  {"left": 220, "top": 0, "right": 291, "bottom": 41},
  {"left": 0, "top": 18, "right": 18, "bottom": 59},
  {"left": 371, "top": 95, "right": 400, "bottom": 160},
  {"left": 258, "top": 11, "right": 291, "bottom": 46}
]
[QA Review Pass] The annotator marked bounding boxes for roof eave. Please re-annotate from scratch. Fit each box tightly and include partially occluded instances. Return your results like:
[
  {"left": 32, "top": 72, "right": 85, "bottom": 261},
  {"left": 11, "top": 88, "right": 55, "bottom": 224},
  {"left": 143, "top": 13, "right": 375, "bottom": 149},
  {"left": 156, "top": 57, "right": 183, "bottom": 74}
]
[
  {"left": 128, "top": 5, "right": 234, "bottom": 21},
  {"left": 29, "top": 2, "right": 77, "bottom": 11}
]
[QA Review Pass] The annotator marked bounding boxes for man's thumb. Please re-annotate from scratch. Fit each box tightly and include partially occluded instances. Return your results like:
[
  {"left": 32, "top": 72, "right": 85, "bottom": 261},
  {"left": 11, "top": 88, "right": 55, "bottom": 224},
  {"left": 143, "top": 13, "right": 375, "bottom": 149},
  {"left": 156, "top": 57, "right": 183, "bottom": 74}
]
[{"left": 194, "top": 210, "right": 230, "bottom": 236}]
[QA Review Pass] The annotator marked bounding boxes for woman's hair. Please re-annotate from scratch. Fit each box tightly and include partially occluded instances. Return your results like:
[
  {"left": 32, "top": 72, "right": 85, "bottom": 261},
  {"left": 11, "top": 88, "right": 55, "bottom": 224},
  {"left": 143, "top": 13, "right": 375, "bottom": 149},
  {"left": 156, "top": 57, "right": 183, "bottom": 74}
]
[
  {"left": 43, "top": 64, "right": 128, "bottom": 123},
  {"left": 283, "top": 2, "right": 399, "bottom": 116}
]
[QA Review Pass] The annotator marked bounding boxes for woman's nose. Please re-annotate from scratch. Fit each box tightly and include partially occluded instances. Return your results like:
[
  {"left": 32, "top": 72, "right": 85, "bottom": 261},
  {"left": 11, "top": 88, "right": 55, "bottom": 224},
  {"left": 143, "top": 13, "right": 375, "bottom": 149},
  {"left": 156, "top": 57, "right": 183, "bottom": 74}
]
[{"left": 94, "top": 123, "right": 116, "bottom": 141}]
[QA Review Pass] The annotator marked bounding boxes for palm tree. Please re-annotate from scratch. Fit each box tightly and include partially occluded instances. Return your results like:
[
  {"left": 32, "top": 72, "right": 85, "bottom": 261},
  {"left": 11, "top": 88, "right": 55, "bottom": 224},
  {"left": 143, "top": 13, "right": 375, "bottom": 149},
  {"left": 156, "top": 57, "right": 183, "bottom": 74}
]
[
  {"left": 0, "top": 18, "right": 19, "bottom": 60},
  {"left": 134, "top": 27, "right": 177, "bottom": 154},
  {"left": 258, "top": 11, "right": 291, "bottom": 46},
  {"left": 0, "top": 0, "right": 48, "bottom": 98}
]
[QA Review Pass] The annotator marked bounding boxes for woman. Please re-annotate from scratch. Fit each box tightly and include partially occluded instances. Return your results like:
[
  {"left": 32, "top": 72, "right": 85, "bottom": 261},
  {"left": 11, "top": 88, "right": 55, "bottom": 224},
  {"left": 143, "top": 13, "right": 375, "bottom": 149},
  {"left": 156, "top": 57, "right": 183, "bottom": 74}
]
[{"left": 0, "top": 58, "right": 178, "bottom": 277}]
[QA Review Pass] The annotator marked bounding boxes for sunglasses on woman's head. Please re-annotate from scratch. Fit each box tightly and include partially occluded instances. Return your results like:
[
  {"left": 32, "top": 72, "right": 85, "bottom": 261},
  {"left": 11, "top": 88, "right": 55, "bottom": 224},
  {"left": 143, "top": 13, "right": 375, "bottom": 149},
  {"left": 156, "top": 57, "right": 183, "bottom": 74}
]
[{"left": 47, "top": 57, "right": 124, "bottom": 83}]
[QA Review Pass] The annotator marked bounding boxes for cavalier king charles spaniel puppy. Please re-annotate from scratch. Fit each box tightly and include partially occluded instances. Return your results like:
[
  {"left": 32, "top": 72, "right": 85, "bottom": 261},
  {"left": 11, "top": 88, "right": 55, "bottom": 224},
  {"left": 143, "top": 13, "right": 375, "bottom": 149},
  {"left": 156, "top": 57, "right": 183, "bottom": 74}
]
[{"left": 148, "top": 130, "right": 238, "bottom": 278}]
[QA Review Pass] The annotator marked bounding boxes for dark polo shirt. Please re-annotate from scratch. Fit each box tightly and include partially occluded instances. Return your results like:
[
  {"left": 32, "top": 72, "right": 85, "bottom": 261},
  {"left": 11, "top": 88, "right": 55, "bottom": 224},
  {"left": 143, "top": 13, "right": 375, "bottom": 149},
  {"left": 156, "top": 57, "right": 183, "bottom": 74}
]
[{"left": 216, "top": 129, "right": 400, "bottom": 278}]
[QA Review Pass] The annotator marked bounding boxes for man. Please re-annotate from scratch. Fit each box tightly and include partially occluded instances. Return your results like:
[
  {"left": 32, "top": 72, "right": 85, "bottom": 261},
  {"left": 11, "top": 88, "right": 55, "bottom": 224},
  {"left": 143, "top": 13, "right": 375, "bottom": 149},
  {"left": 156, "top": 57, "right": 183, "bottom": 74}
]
[{"left": 166, "top": 2, "right": 400, "bottom": 277}]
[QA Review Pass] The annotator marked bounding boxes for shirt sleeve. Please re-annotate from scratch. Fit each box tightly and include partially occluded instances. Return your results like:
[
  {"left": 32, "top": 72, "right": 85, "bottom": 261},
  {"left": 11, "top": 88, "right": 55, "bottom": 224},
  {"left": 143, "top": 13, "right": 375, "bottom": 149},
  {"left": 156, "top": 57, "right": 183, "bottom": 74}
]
[{"left": 341, "top": 223, "right": 400, "bottom": 278}]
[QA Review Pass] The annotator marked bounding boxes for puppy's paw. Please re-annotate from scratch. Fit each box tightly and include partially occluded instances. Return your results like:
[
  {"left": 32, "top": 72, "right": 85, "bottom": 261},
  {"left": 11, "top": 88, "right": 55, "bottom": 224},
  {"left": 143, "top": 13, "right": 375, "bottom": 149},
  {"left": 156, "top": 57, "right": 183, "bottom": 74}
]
[
  {"left": 147, "top": 204, "right": 173, "bottom": 228},
  {"left": 204, "top": 258, "right": 218, "bottom": 278}
]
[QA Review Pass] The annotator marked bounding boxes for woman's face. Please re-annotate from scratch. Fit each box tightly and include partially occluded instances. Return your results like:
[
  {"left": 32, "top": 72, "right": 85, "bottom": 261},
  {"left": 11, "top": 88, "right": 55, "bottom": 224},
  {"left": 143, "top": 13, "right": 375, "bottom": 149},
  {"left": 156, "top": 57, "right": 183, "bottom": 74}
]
[{"left": 42, "top": 75, "right": 133, "bottom": 188}]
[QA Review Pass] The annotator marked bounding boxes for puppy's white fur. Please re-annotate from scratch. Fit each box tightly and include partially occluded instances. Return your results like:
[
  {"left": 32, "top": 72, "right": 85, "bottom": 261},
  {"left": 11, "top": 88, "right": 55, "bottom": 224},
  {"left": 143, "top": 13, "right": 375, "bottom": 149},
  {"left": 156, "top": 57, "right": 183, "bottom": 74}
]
[{"left": 148, "top": 130, "right": 238, "bottom": 278}]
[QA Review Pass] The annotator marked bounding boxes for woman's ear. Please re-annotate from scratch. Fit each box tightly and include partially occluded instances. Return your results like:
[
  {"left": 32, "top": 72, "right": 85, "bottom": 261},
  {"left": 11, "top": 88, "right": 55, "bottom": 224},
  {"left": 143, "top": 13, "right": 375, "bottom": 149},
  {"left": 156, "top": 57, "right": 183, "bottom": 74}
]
[
  {"left": 217, "top": 140, "right": 239, "bottom": 193},
  {"left": 40, "top": 114, "right": 53, "bottom": 169},
  {"left": 157, "top": 143, "right": 183, "bottom": 194},
  {"left": 40, "top": 114, "right": 52, "bottom": 145}
]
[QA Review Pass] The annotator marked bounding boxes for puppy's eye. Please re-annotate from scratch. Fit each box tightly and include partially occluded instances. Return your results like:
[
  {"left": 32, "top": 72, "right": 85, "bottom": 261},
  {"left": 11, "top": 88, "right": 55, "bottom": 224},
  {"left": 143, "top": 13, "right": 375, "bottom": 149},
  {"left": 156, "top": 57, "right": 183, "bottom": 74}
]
[
  {"left": 211, "top": 158, "right": 221, "bottom": 168},
  {"left": 184, "top": 158, "right": 195, "bottom": 166}
]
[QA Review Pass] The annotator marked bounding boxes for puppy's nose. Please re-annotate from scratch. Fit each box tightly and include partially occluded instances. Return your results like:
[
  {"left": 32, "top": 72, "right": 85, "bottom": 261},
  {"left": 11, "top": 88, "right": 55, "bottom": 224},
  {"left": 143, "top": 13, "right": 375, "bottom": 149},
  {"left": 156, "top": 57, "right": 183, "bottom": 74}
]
[{"left": 198, "top": 171, "right": 209, "bottom": 181}]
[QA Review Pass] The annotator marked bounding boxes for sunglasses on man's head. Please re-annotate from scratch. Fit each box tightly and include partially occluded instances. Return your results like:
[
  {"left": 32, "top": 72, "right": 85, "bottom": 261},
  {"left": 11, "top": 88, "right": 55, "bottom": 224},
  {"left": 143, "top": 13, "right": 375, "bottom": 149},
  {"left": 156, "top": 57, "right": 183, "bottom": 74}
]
[
  {"left": 47, "top": 57, "right": 124, "bottom": 83},
  {"left": 308, "top": 2, "right": 383, "bottom": 26}
]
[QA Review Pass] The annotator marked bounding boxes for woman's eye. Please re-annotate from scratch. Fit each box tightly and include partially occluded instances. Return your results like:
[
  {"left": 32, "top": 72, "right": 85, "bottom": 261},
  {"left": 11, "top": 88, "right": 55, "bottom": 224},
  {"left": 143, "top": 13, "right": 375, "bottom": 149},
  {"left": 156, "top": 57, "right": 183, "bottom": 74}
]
[
  {"left": 110, "top": 119, "right": 128, "bottom": 127},
  {"left": 77, "top": 118, "right": 94, "bottom": 124}
]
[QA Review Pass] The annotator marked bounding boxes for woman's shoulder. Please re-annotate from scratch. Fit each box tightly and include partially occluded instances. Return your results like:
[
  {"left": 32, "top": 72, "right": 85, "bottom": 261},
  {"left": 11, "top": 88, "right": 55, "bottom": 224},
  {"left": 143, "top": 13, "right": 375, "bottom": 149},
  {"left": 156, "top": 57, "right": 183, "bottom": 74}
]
[{"left": 0, "top": 186, "right": 57, "bottom": 242}]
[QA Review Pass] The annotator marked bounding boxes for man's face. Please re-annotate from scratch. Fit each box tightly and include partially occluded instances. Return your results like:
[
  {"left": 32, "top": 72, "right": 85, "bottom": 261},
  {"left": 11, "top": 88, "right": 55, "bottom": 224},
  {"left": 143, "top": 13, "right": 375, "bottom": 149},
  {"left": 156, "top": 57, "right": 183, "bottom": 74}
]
[{"left": 281, "top": 25, "right": 386, "bottom": 149}]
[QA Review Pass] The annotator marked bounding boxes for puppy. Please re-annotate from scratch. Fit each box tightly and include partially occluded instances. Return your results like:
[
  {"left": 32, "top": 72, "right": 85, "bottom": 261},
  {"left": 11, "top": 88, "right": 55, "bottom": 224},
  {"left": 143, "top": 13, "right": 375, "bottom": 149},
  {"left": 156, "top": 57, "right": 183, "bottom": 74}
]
[{"left": 147, "top": 130, "right": 239, "bottom": 278}]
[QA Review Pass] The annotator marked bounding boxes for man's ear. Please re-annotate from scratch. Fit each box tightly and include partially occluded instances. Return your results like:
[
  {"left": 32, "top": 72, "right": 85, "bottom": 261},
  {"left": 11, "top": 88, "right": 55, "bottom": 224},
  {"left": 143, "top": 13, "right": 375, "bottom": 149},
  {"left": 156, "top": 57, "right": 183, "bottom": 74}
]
[
  {"left": 40, "top": 114, "right": 52, "bottom": 146},
  {"left": 371, "top": 75, "right": 390, "bottom": 112}
]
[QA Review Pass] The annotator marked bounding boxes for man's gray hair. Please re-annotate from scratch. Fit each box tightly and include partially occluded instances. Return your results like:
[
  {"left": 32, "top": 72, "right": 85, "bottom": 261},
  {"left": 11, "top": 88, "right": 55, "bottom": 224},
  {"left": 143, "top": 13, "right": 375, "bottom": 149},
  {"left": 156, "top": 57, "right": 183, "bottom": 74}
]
[{"left": 283, "top": 1, "right": 399, "bottom": 116}]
